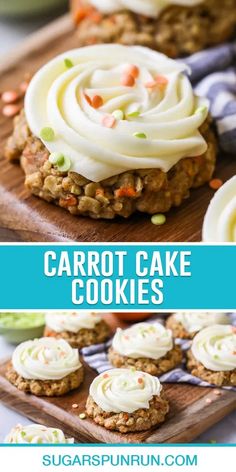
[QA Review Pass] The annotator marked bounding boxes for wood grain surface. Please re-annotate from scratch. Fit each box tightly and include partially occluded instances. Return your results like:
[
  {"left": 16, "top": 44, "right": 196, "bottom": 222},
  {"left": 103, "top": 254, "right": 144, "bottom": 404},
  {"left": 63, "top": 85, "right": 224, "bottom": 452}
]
[
  {"left": 0, "top": 314, "right": 235, "bottom": 443},
  {"left": 0, "top": 15, "right": 236, "bottom": 243}
]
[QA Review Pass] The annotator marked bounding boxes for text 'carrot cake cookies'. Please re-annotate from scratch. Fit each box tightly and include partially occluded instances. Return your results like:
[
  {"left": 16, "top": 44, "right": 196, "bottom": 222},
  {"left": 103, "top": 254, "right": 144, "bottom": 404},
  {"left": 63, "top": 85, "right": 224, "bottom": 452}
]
[
  {"left": 203, "top": 176, "right": 236, "bottom": 242},
  {"left": 5, "top": 45, "right": 216, "bottom": 220},
  {"left": 166, "top": 312, "right": 229, "bottom": 339},
  {"left": 108, "top": 322, "right": 182, "bottom": 375},
  {"left": 187, "top": 325, "right": 236, "bottom": 386},
  {"left": 86, "top": 368, "right": 169, "bottom": 432},
  {"left": 6, "top": 337, "right": 84, "bottom": 396},
  {"left": 71, "top": 0, "right": 236, "bottom": 58},
  {"left": 5, "top": 424, "right": 74, "bottom": 444},
  {"left": 44, "top": 312, "right": 110, "bottom": 348}
]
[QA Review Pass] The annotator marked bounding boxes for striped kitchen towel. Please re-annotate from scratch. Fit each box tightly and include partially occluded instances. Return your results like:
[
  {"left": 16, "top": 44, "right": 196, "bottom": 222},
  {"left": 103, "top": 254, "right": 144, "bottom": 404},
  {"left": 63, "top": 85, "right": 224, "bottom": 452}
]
[
  {"left": 184, "top": 42, "right": 236, "bottom": 154},
  {"left": 81, "top": 313, "right": 236, "bottom": 391}
]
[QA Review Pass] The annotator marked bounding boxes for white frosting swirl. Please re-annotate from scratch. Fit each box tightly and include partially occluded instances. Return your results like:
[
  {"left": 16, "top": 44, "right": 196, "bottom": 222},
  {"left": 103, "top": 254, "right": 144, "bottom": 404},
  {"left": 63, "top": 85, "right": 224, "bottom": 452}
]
[
  {"left": 45, "top": 311, "right": 102, "bottom": 333},
  {"left": 203, "top": 176, "right": 236, "bottom": 242},
  {"left": 112, "top": 322, "right": 173, "bottom": 359},
  {"left": 89, "top": 0, "right": 204, "bottom": 18},
  {"left": 89, "top": 368, "right": 162, "bottom": 413},
  {"left": 12, "top": 337, "right": 81, "bottom": 380},
  {"left": 191, "top": 325, "right": 236, "bottom": 372},
  {"left": 25, "top": 44, "right": 208, "bottom": 182},
  {"left": 173, "top": 312, "right": 229, "bottom": 334},
  {"left": 5, "top": 424, "right": 74, "bottom": 444}
]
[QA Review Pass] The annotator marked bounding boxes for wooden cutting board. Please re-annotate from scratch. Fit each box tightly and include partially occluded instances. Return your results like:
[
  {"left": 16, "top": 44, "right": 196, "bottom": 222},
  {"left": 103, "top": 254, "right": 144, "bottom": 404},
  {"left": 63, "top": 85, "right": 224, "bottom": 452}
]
[
  {"left": 0, "top": 15, "right": 236, "bottom": 243},
  {"left": 0, "top": 314, "right": 235, "bottom": 443}
]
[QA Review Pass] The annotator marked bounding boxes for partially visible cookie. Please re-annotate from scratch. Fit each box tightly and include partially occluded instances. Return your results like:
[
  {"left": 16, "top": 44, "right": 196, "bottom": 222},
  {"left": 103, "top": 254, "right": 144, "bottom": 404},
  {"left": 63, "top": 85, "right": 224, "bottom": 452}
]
[
  {"left": 166, "top": 312, "right": 229, "bottom": 339},
  {"left": 6, "top": 337, "right": 84, "bottom": 396},
  {"left": 86, "top": 368, "right": 169, "bottom": 433},
  {"left": 108, "top": 322, "right": 182, "bottom": 375},
  {"left": 44, "top": 312, "right": 110, "bottom": 348},
  {"left": 187, "top": 325, "right": 236, "bottom": 386},
  {"left": 5, "top": 423, "right": 74, "bottom": 444}
]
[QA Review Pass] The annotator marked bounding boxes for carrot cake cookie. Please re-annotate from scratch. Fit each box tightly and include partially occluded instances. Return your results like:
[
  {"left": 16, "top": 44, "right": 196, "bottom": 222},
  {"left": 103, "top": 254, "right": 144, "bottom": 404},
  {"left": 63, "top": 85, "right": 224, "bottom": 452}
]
[
  {"left": 108, "top": 322, "right": 182, "bottom": 375},
  {"left": 44, "top": 312, "right": 110, "bottom": 348},
  {"left": 71, "top": 0, "right": 236, "bottom": 58},
  {"left": 86, "top": 368, "right": 169, "bottom": 432},
  {"left": 187, "top": 325, "right": 236, "bottom": 386},
  {"left": 5, "top": 44, "right": 216, "bottom": 219},
  {"left": 5, "top": 424, "right": 74, "bottom": 444},
  {"left": 166, "top": 312, "right": 229, "bottom": 339},
  {"left": 203, "top": 176, "right": 236, "bottom": 242},
  {"left": 6, "top": 337, "right": 84, "bottom": 396}
]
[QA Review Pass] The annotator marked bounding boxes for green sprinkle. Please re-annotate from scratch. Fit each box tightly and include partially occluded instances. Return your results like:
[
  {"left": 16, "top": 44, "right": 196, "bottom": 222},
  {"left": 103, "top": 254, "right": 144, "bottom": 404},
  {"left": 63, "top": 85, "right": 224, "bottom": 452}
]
[
  {"left": 209, "top": 440, "right": 217, "bottom": 444},
  {"left": 21, "top": 431, "right": 26, "bottom": 437},
  {"left": 49, "top": 152, "right": 64, "bottom": 165},
  {"left": 151, "top": 214, "right": 166, "bottom": 226},
  {"left": 133, "top": 132, "right": 147, "bottom": 139},
  {"left": 127, "top": 111, "right": 140, "bottom": 118},
  {"left": 195, "top": 105, "right": 208, "bottom": 115},
  {"left": 112, "top": 109, "right": 124, "bottom": 121},
  {"left": 79, "top": 413, "right": 86, "bottom": 420},
  {"left": 57, "top": 155, "right": 71, "bottom": 172},
  {"left": 64, "top": 58, "right": 74, "bottom": 69},
  {"left": 40, "top": 127, "right": 55, "bottom": 142},
  {"left": 214, "top": 355, "right": 219, "bottom": 360}
]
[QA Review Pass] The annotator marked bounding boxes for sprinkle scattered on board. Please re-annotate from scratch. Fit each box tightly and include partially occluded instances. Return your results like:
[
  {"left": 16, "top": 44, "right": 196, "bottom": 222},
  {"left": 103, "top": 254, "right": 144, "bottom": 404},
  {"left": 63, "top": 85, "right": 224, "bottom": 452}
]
[
  {"left": 72, "top": 403, "right": 79, "bottom": 409},
  {"left": 151, "top": 214, "right": 166, "bottom": 226},
  {"left": 79, "top": 413, "right": 86, "bottom": 420},
  {"left": 2, "top": 104, "right": 21, "bottom": 117},
  {"left": 209, "top": 178, "right": 223, "bottom": 190}
]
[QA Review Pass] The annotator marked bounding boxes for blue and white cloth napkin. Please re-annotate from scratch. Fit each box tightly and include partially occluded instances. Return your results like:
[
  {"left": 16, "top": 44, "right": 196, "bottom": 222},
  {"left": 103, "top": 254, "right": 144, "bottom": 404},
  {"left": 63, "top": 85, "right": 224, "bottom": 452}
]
[
  {"left": 184, "top": 42, "right": 236, "bottom": 154},
  {"left": 81, "top": 313, "right": 236, "bottom": 391}
]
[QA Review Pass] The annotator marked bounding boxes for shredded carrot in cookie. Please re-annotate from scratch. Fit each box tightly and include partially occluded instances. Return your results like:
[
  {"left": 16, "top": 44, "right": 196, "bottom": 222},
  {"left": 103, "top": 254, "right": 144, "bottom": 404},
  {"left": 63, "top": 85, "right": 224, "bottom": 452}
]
[{"left": 115, "top": 187, "right": 137, "bottom": 198}]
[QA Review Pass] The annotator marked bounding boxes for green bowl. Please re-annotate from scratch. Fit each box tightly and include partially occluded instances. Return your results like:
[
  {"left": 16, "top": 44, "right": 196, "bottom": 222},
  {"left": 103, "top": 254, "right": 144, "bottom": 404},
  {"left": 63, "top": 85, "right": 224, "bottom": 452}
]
[
  {"left": 0, "top": 313, "right": 45, "bottom": 344},
  {"left": 0, "top": 0, "right": 67, "bottom": 16}
]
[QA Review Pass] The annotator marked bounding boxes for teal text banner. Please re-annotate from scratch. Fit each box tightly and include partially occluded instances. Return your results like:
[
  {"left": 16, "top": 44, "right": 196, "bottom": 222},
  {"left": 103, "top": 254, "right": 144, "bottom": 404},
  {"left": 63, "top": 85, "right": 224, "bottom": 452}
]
[{"left": 0, "top": 244, "right": 235, "bottom": 310}]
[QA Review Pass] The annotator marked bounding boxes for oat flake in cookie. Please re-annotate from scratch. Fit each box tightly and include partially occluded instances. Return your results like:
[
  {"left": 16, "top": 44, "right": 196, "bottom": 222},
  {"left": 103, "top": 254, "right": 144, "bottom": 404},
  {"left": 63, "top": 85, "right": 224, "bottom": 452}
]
[
  {"left": 44, "top": 311, "right": 110, "bottom": 348},
  {"left": 72, "top": 0, "right": 236, "bottom": 58},
  {"left": 5, "top": 44, "right": 216, "bottom": 220},
  {"left": 6, "top": 337, "right": 84, "bottom": 396},
  {"left": 5, "top": 424, "right": 74, "bottom": 444},
  {"left": 86, "top": 368, "right": 169, "bottom": 432},
  {"left": 108, "top": 322, "right": 182, "bottom": 375},
  {"left": 187, "top": 325, "right": 236, "bottom": 386},
  {"left": 166, "top": 312, "right": 229, "bottom": 339}
]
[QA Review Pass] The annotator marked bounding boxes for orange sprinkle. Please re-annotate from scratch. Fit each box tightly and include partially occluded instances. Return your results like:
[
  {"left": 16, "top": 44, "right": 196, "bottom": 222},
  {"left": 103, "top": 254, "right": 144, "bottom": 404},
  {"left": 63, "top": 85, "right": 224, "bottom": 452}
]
[
  {"left": 156, "top": 75, "right": 169, "bottom": 87},
  {"left": 102, "top": 115, "right": 116, "bottom": 128},
  {"left": 138, "top": 378, "right": 144, "bottom": 384},
  {"left": 126, "top": 65, "right": 140, "bottom": 79},
  {"left": 92, "top": 95, "right": 104, "bottom": 109},
  {"left": 2, "top": 104, "right": 21, "bottom": 117},
  {"left": 205, "top": 398, "right": 212, "bottom": 405},
  {"left": 145, "top": 80, "right": 158, "bottom": 89},
  {"left": 1, "top": 90, "right": 20, "bottom": 104},
  {"left": 209, "top": 179, "right": 223, "bottom": 190},
  {"left": 84, "top": 93, "right": 92, "bottom": 106},
  {"left": 72, "top": 403, "right": 79, "bottom": 409},
  {"left": 103, "top": 373, "right": 109, "bottom": 379},
  {"left": 121, "top": 74, "right": 135, "bottom": 87},
  {"left": 115, "top": 187, "right": 137, "bottom": 198}
]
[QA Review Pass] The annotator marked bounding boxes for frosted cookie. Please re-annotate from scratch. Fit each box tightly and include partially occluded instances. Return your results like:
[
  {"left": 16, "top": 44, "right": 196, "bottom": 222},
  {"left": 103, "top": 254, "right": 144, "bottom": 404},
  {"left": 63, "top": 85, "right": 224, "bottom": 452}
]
[
  {"left": 86, "top": 368, "right": 169, "bottom": 432},
  {"left": 166, "top": 312, "right": 229, "bottom": 339},
  {"left": 44, "top": 312, "right": 110, "bottom": 348},
  {"left": 6, "top": 337, "right": 84, "bottom": 396},
  {"left": 5, "top": 44, "right": 216, "bottom": 220},
  {"left": 187, "top": 325, "right": 236, "bottom": 386},
  {"left": 71, "top": 0, "right": 236, "bottom": 58},
  {"left": 108, "top": 322, "right": 182, "bottom": 375},
  {"left": 4, "top": 424, "right": 74, "bottom": 444},
  {"left": 203, "top": 176, "right": 236, "bottom": 242}
]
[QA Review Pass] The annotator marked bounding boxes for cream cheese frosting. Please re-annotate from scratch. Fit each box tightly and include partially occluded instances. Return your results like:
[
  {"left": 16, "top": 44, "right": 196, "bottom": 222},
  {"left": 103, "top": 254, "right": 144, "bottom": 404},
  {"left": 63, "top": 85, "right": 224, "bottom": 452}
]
[
  {"left": 89, "top": 368, "right": 162, "bottom": 413},
  {"left": 112, "top": 322, "right": 173, "bottom": 359},
  {"left": 5, "top": 424, "right": 74, "bottom": 444},
  {"left": 25, "top": 44, "right": 208, "bottom": 182},
  {"left": 173, "top": 312, "right": 229, "bottom": 334},
  {"left": 89, "top": 0, "right": 204, "bottom": 19},
  {"left": 202, "top": 176, "right": 236, "bottom": 242},
  {"left": 45, "top": 311, "right": 102, "bottom": 333},
  {"left": 191, "top": 325, "right": 236, "bottom": 372},
  {"left": 12, "top": 337, "right": 81, "bottom": 380}
]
